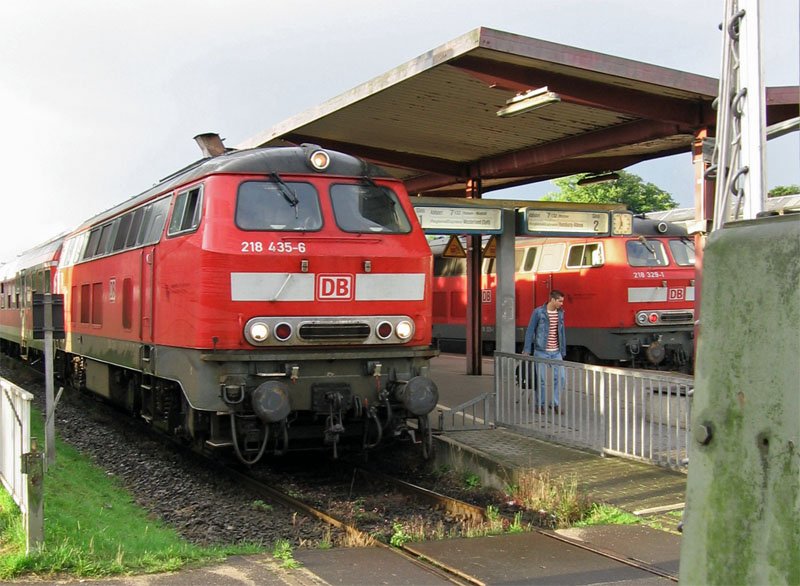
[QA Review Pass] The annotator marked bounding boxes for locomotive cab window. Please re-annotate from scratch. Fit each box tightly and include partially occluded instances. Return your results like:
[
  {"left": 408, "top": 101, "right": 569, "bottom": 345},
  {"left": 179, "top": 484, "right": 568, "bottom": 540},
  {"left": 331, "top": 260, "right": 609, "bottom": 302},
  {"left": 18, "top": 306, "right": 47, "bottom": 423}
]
[
  {"left": 627, "top": 239, "right": 668, "bottom": 267},
  {"left": 330, "top": 183, "right": 412, "bottom": 234},
  {"left": 168, "top": 186, "right": 203, "bottom": 237},
  {"left": 236, "top": 180, "right": 322, "bottom": 231},
  {"left": 669, "top": 239, "right": 696, "bottom": 266}
]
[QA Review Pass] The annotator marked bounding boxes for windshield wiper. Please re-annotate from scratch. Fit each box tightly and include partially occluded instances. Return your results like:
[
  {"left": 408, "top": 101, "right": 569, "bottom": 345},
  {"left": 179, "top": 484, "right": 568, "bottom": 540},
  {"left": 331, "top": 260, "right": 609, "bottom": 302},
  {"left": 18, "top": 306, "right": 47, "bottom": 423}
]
[
  {"left": 271, "top": 172, "right": 300, "bottom": 217},
  {"left": 638, "top": 235, "right": 656, "bottom": 255}
]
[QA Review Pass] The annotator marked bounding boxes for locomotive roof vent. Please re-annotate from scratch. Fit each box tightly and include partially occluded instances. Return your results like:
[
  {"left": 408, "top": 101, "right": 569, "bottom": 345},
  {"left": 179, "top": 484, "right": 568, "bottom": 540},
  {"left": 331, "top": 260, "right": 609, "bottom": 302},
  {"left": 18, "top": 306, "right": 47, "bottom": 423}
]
[{"left": 194, "top": 133, "right": 228, "bottom": 158}]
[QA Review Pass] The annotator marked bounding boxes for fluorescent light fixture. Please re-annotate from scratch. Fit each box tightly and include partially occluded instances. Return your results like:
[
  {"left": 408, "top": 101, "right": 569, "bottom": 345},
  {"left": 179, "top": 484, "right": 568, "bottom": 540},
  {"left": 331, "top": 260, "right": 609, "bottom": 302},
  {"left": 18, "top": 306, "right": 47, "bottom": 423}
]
[
  {"left": 496, "top": 87, "right": 561, "bottom": 118},
  {"left": 577, "top": 172, "right": 620, "bottom": 186}
]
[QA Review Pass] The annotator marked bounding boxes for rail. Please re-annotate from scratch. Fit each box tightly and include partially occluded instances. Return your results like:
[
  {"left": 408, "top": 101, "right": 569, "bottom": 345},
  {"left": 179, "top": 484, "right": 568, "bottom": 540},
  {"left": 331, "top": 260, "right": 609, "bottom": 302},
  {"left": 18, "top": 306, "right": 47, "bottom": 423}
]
[{"left": 493, "top": 353, "right": 693, "bottom": 471}]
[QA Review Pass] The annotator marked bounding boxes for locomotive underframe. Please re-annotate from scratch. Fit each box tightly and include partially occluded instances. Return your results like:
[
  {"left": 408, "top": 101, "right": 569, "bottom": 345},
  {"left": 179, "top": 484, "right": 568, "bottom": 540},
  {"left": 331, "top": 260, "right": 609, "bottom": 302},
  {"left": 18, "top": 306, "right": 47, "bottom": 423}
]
[
  {"left": 434, "top": 323, "right": 693, "bottom": 371},
  {"left": 13, "top": 332, "right": 440, "bottom": 461}
]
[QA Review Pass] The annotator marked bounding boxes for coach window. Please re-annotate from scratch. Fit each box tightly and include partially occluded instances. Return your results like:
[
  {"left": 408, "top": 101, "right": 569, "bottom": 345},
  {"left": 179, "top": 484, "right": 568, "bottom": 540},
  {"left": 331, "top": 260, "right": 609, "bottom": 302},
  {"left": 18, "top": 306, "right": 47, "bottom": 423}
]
[
  {"left": 236, "top": 180, "right": 322, "bottom": 231},
  {"left": 566, "top": 243, "right": 604, "bottom": 269},
  {"left": 61, "top": 237, "right": 75, "bottom": 267},
  {"left": 63, "top": 233, "right": 87, "bottom": 267},
  {"left": 627, "top": 239, "right": 667, "bottom": 267},
  {"left": 168, "top": 186, "right": 203, "bottom": 237},
  {"left": 330, "top": 183, "right": 411, "bottom": 234},
  {"left": 83, "top": 228, "right": 102, "bottom": 259}
]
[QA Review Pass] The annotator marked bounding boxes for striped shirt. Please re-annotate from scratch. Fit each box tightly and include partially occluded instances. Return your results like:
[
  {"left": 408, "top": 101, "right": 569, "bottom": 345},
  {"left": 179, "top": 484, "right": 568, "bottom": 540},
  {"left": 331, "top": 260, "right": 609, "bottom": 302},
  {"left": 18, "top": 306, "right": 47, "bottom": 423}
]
[{"left": 546, "top": 309, "right": 559, "bottom": 351}]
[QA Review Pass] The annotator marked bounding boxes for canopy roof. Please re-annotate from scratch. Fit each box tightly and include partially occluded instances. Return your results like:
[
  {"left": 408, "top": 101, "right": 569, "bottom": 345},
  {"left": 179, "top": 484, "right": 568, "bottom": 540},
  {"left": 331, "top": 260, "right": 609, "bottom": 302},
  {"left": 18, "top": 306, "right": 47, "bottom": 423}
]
[{"left": 239, "top": 27, "right": 798, "bottom": 197}]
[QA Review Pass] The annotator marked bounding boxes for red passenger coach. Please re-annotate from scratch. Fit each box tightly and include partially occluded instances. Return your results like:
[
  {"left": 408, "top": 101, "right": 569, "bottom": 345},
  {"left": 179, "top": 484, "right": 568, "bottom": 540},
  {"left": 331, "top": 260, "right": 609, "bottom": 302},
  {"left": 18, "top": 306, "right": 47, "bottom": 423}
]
[
  {"left": 1, "top": 139, "right": 439, "bottom": 462},
  {"left": 430, "top": 218, "right": 695, "bottom": 372}
]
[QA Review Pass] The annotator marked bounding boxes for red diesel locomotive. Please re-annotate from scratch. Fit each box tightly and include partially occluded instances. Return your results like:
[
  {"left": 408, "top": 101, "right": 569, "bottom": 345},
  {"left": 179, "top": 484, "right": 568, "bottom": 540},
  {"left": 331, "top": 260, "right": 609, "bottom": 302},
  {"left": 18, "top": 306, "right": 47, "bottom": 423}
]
[
  {"left": 0, "top": 137, "right": 439, "bottom": 462},
  {"left": 430, "top": 218, "right": 696, "bottom": 372}
]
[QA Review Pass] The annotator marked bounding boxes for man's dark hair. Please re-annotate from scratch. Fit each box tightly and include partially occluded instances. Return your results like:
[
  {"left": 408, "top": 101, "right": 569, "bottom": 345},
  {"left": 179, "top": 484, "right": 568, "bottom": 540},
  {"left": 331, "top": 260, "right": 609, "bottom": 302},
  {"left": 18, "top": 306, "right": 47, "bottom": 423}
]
[{"left": 550, "top": 290, "right": 565, "bottom": 300}]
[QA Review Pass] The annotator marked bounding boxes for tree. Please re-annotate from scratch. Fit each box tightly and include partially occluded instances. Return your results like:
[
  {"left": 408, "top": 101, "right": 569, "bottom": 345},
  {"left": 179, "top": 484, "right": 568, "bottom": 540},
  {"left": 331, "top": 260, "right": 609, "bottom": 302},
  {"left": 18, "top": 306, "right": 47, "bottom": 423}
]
[
  {"left": 541, "top": 171, "right": 679, "bottom": 214},
  {"left": 768, "top": 185, "right": 800, "bottom": 197}
]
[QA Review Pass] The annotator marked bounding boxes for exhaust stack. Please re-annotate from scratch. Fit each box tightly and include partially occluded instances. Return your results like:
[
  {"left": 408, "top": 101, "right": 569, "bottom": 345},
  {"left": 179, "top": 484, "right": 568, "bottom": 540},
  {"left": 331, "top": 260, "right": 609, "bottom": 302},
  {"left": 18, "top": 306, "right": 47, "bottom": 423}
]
[{"left": 194, "top": 133, "right": 227, "bottom": 158}]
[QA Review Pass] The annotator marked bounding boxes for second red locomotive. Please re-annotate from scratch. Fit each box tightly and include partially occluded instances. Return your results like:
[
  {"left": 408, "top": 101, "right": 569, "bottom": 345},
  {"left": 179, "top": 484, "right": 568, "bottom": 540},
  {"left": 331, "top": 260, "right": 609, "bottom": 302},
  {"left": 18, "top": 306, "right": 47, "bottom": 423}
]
[
  {"left": 429, "top": 217, "right": 695, "bottom": 372},
  {"left": 0, "top": 137, "right": 439, "bottom": 463}
]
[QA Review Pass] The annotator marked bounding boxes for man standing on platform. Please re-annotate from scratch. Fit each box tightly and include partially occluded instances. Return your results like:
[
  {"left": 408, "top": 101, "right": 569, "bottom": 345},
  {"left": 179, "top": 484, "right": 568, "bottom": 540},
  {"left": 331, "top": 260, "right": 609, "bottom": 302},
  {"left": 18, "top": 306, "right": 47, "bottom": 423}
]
[{"left": 522, "top": 290, "right": 566, "bottom": 413}]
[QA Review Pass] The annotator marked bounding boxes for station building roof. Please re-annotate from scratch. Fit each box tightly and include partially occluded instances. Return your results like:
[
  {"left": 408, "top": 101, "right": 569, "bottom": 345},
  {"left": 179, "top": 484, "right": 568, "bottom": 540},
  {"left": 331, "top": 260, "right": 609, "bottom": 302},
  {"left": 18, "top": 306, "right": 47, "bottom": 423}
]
[{"left": 238, "top": 27, "right": 799, "bottom": 198}]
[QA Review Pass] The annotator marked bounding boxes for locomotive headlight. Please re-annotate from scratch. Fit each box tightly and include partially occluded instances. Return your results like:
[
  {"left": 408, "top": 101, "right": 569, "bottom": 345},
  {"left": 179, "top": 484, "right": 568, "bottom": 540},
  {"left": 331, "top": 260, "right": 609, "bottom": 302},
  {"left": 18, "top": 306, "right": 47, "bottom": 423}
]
[
  {"left": 249, "top": 321, "right": 270, "bottom": 342},
  {"left": 636, "top": 312, "right": 649, "bottom": 325},
  {"left": 395, "top": 320, "right": 414, "bottom": 340},
  {"left": 309, "top": 149, "right": 330, "bottom": 170}
]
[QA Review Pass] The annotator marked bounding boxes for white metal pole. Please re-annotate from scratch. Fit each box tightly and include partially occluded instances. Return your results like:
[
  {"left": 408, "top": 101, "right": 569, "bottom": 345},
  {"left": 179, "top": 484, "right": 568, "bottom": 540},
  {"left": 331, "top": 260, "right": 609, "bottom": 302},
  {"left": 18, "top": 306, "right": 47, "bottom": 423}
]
[{"left": 739, "top": 0, "right": 767, "bottom": 218}]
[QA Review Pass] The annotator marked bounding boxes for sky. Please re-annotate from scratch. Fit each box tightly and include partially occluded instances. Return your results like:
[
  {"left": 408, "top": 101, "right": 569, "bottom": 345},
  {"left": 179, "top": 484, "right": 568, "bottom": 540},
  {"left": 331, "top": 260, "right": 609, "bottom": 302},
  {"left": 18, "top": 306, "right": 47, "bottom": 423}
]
[{"left": 1, "top": 0, "right": 797, "bottom": 264}]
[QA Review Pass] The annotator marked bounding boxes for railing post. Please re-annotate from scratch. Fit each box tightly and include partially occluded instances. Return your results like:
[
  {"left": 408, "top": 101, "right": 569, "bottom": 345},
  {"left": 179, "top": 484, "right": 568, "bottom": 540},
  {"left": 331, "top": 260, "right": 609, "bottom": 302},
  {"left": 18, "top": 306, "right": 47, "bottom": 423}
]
[{"left": 21, "top": 438, "right": 44, "bottom": 553}]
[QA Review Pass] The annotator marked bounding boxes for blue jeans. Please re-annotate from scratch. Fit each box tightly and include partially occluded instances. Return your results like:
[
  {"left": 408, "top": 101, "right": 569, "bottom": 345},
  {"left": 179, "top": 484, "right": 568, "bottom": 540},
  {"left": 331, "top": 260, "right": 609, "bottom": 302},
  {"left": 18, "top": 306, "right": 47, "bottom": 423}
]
[{"left": 534, "top": 350, "right": 565, "bottom": 407}]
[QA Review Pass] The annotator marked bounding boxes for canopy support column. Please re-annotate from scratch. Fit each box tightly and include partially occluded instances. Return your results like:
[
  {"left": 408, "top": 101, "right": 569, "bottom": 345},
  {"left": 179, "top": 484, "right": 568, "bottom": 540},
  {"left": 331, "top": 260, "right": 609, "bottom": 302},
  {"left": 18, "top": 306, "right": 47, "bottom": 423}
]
[{"left": 465, "top": 178, "right": 483, "bottom": 375}]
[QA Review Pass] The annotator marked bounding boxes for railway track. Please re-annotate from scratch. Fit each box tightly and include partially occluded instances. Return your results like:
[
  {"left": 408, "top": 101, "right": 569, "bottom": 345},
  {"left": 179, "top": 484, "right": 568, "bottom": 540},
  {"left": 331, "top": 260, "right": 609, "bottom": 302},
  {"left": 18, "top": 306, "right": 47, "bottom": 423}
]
[
  {"left": 220, "top": 462, "right": 679, "bottom": 584},
  {"left": 217, "top": 462, "right": 484, "bottom": 585}
]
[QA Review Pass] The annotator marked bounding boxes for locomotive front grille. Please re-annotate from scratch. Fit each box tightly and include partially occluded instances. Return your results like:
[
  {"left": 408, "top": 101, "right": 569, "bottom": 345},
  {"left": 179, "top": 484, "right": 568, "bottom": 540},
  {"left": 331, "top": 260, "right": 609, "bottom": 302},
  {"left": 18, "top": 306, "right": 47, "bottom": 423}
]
[{"left": 299, "top": 323, "right": 371, "bottom": 341}]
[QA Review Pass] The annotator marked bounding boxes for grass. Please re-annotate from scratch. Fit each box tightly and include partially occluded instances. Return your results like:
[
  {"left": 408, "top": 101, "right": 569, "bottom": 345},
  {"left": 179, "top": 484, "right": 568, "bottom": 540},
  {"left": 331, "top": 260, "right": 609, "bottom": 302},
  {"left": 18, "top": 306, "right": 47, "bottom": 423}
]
[
  {"left": 508, "top": 469, "right": 595, "bottom": 528},
  {"left": 0, "top": 403, "right": 264, "bottom": 581},
  {"left": 573, "top": 503, "right": 640, "bottom": 527}
]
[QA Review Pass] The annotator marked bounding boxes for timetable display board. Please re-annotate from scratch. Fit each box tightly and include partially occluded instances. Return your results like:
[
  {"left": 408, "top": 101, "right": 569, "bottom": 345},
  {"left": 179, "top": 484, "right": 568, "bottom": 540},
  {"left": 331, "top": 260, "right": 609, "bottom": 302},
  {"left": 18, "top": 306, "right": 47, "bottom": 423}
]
[
  {"left": 414, "top": 205, "right": 503, "bottom": 234},
  {"left": 519, "top": 208, "right": 611, "bottom": 236}
]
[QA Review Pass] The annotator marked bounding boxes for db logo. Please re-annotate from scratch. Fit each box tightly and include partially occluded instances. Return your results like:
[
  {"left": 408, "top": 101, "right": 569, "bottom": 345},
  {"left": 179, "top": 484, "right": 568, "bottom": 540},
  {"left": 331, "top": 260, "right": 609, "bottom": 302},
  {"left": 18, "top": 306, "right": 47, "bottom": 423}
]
[
  {"left": 668, "top": 288, "right": 685, "bottom": 301},
  {"left": 317, "top": 274, "right": 354, "bottom": 300}
]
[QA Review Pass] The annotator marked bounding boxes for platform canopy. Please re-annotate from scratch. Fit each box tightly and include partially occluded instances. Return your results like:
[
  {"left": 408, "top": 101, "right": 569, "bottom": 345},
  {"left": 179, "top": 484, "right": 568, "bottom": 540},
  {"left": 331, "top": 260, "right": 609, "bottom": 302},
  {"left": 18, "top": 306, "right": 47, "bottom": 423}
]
[{"left": 238, "top": 27, "right": 798, "bottom": 198}]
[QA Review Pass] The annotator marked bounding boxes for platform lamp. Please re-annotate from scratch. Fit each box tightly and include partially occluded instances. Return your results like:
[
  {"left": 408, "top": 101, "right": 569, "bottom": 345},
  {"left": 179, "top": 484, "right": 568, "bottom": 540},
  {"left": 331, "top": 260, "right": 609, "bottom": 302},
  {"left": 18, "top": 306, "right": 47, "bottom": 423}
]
[
  {"left": 496, "top": 86, "right": 561, "bottom": 117},
  {"left": 576, "top": 172, "right": 620, "bottom": 186}
]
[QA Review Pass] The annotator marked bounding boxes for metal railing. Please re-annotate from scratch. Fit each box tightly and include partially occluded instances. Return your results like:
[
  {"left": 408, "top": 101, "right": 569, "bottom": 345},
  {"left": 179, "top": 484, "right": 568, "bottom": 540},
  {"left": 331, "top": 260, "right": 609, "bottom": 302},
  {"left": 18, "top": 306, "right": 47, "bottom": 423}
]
[
  {"left": 1, "top": 376, "right": 33, "bottom": 506},
  {"left": 1, "top": 375, "right": 44, "bottom": 552},
  {"left": 494, "top": 352, "right": 693, "bottom": 470},
  {"left": 436, "top": 392, "right": 495, "bottom": 431}
]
